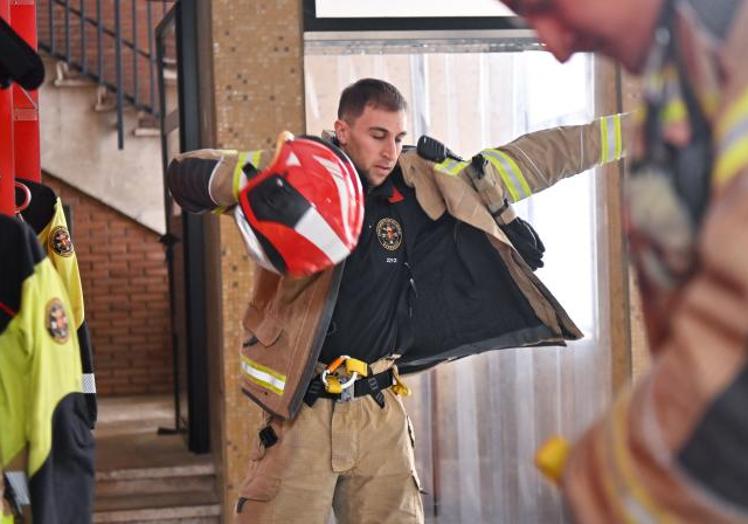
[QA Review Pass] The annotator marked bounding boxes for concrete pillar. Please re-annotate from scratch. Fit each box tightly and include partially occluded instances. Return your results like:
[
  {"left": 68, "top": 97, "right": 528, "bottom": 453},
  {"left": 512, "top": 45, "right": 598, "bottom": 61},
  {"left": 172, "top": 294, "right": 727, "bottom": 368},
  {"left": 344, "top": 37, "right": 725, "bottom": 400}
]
[{"left": 200, "top": 0, "right": 306, "bottom": 516}]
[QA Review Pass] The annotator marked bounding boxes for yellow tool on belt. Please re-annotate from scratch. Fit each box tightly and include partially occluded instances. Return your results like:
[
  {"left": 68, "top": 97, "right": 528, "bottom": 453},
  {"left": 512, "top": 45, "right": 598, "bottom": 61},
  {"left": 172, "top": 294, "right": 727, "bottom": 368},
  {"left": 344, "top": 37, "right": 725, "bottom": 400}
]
[
  {"left": 391, "top": 366, "right": 411, "bottom": 397},
  {"left": 320, "top": 355, "right": 412, "bottom": 397},
  {"left": 320, "top": 355, "right": 368, "bottom": 394},
  {"left": 535, "top": 435, "right": 571, "bottom": 485}
]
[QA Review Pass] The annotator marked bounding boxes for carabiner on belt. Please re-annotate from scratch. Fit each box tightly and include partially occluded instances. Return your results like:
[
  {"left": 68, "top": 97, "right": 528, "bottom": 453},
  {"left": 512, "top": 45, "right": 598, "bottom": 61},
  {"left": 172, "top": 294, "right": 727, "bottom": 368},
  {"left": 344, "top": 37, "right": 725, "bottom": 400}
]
[{"left": 320, "top": 355, "right": 369, "bottom": 400}]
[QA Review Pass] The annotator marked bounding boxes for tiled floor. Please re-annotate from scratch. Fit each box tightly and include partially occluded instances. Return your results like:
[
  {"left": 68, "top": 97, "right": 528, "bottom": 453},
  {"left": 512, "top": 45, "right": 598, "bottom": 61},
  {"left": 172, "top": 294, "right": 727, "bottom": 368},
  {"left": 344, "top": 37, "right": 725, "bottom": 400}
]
[{"left": 95, "top": 394, "right": 209, "bottom": 472}]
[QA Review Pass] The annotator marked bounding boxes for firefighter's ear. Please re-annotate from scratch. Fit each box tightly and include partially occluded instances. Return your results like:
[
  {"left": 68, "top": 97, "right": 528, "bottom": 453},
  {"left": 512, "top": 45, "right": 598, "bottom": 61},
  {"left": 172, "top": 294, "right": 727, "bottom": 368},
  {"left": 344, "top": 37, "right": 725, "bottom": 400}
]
[{"left": 334, "top": 119, "right": 349, "bottom": 146}]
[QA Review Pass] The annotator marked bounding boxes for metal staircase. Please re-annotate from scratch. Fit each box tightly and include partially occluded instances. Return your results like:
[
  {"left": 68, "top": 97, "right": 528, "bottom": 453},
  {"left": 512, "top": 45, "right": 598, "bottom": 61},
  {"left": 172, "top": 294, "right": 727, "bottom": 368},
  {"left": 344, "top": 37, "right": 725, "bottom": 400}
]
[{"left": 37, "top": 0, "right": 174, "bottom": 148}]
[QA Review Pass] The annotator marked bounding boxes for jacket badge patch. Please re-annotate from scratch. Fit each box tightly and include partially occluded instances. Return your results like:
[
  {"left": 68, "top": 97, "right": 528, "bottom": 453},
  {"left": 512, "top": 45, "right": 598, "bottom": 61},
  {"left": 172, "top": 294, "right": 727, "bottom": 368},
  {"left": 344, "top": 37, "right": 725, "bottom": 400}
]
[
  {"left": 376, "top": 217, "right": 403, "bottom": 251},
  {"left": 49, "top": 225, "right": 74, "bottom": 257},
  {"left": 46, "top": 298, "right": 70, "bottom": 344}
]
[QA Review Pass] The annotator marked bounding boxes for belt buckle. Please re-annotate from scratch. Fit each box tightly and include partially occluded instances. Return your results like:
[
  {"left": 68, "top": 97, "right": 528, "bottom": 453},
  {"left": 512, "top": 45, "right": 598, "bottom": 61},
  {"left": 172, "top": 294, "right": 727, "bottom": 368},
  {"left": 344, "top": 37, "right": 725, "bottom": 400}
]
[
  {"left": 320, "top": 354, "right": 359, "bottom": 402},
  {"left": 338, "top": 382, "right": 355, "bottom": 403}
]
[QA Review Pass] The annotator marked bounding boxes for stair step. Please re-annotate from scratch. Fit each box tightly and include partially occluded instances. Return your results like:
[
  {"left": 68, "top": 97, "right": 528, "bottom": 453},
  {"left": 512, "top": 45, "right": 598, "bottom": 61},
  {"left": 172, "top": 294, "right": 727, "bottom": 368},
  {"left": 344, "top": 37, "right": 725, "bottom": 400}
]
[
  {"left": 96, "top": 472, "right": 215, "bottom": 497},
  {"left": 94, "top": 504, "right": 220, "bottom": 522},
  {"left": 99, "top": 515, "right": 221, "bottom": 524},
  {"left": 97, "top": 519, "right": 219, "bottom": 524},
  {"left": 97, "top": 463, "right": 215, "bottom": 482},
  {"left": 94, "top": 490, "right": 220, "bottom": 520}
]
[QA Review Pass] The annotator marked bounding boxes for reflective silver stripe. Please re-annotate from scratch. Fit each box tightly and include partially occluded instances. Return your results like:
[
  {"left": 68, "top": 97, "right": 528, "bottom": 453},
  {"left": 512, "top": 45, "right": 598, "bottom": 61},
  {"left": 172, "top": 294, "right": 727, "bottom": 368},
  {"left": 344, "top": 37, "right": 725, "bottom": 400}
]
[
  {"left": 623, "top": 496, "right": 658, "bottom": 524},
  {"left": 718, "top": 117, "right": 748, "bottom": 159},
  {"left": 81, "top": 373, "right": 96, "bottom": 394},
  {"left": 207, "top": 156, "right": 228, "bottom": 205},
  {"left": 233, "top": 206, "right": 278, "bottom": 273},
  {"left": 600, "top": 115, "right": 622, "bottom": 163},
  {"left": 5, "top": 471, "right": 30, "bottom": 505},
  {"left": 240, "top": 358, "right": 286, "bottom": 395},
  {"left": 482, "top": 149, "right": 530, "bottom": 201}
]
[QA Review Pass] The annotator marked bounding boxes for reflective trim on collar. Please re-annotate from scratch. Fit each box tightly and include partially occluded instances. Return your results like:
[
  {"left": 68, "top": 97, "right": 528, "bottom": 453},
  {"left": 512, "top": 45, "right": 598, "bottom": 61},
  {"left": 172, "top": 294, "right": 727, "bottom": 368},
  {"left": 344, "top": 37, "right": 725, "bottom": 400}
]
[{"left": 436, "top": 158, "right": 468, "bottom": 176}]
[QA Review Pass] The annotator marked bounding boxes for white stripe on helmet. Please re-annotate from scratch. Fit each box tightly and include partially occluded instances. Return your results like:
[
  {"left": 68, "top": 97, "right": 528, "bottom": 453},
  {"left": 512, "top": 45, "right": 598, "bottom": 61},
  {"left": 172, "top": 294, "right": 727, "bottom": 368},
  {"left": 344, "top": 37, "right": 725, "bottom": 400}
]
[
  {"left": 313, "top": 152, "right": 356, "bottom": 244},
  {"left": 295, "top": 206, "right": 351, "bottom": 264}
]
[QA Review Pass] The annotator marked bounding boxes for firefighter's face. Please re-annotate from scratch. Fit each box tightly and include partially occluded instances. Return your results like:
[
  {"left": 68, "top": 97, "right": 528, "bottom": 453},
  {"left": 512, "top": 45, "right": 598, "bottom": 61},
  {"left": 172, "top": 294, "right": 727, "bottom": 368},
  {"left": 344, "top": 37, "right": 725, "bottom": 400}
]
[
  {"left": 504, "top": 0, "right": 663, "bottom": 73},
  {"left": 335, "top": 104, "right": 407, "bottom": 188}
]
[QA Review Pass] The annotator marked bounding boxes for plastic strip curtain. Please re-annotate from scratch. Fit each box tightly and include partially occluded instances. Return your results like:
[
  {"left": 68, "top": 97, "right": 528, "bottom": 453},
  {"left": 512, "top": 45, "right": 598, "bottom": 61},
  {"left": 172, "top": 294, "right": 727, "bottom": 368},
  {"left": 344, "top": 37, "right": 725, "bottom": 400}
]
[{"left": 305, "top": 49, "right": 609, "bottom": 524}]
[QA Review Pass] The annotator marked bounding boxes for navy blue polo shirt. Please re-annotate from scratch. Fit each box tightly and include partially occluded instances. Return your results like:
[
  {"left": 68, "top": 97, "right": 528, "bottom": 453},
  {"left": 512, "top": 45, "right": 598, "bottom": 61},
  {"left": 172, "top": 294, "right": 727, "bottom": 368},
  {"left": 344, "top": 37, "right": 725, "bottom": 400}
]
[{"left": 318, "top": 166, "right": 430, "bottom": 365}]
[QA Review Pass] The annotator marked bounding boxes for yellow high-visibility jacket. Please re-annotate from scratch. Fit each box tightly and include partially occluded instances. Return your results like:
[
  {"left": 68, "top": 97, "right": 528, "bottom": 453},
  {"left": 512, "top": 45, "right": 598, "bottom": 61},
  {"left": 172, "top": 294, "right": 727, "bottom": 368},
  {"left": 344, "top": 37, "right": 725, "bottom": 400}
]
[{"left": 0, "top": 215, "right": 94, "bottom": 523}]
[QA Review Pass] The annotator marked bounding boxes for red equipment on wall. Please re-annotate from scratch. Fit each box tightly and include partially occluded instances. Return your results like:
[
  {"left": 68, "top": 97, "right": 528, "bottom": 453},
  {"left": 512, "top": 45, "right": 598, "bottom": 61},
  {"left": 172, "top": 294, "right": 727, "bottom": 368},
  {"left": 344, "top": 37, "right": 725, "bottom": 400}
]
[{"left": 0, "top": 0, "right": 40, "bottom": 216}]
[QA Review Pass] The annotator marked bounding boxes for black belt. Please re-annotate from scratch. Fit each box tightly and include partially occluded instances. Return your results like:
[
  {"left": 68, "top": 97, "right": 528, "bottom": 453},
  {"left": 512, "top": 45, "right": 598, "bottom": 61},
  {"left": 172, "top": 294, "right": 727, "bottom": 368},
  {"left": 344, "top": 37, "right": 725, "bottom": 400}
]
[{"left": 303, "top": 368, "right": 394, "bottom": 408}]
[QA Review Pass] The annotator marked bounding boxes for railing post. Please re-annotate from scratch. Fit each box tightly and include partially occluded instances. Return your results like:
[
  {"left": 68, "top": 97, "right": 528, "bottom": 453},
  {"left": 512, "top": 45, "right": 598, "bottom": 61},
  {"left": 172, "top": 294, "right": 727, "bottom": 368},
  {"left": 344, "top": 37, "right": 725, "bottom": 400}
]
[
  {"left": 48, "top": 0, "right": 55, "bottom": 54},
  {"left": 80, "top": 0, "right": 86, "bottom": 74},
  {"left": 64, "top": 0, "right": 70, "bottom": 63},
  {"left": 147, "top": 0, "right": 156, "bottom": 114},
  {"left": 96, "top": 0, "right": 102, "bottom": 84},
  {"left": 132, "top": 0, "right": 137, "bottom": 108},
  {"left": 114, "top": 0, "right": 124, "bottom": 149}
]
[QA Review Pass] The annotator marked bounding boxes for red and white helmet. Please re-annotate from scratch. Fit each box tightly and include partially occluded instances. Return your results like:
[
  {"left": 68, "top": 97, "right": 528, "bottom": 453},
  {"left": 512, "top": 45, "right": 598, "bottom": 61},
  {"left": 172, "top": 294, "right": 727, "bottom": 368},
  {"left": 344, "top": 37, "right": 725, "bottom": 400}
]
[{"left": 234, "top": 131, "right": 364, "bottom": 277}]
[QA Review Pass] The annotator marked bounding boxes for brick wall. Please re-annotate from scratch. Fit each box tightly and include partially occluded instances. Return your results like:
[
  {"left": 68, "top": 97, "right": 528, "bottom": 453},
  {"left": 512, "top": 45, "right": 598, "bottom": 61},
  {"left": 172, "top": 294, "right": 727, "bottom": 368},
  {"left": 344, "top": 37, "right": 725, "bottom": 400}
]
[{"left": 43, "top": 174, "right": 173, "bottom": 396}]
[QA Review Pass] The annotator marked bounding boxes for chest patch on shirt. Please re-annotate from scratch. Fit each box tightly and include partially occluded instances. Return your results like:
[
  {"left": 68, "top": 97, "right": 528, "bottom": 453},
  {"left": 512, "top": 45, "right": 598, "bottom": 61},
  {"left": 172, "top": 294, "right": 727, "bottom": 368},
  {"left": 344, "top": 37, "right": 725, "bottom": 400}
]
[
  {"left": 376, "top": 217, "right": 402, "bottom": 251},
  {"left": 49, "top": 225, "right": 74, "bottom": 257},
  {"left": 46, "top": 298, "right": 70, "bottom": 344}
]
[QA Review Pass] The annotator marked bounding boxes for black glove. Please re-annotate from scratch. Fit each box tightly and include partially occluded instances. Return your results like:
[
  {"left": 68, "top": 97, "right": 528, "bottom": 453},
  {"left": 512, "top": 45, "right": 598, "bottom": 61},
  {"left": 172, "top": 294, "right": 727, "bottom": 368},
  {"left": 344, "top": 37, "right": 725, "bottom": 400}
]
[{"left": 499, "top": 217, "right": 546, "bottom": 271}]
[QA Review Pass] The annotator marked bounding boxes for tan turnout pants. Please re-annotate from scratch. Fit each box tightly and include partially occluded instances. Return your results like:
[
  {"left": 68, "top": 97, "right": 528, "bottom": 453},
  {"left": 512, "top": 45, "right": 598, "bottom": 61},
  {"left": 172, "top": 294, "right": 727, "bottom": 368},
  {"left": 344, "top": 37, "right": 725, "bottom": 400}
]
[{"left": 234, "top": 387, "right": 424, "bottom": 524}]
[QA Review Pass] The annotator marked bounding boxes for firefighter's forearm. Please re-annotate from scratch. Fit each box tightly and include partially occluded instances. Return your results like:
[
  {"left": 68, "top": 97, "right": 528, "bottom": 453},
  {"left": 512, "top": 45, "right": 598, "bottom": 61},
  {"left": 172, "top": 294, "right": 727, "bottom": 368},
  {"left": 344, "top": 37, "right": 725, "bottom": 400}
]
[{"left": 167, "top": 148, "right": 253, "bottom": 213}]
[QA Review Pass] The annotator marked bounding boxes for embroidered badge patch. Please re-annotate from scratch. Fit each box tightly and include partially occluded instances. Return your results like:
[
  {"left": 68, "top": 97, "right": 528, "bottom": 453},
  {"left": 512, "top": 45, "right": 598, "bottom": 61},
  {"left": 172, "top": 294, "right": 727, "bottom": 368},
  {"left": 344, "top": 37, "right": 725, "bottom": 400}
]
[
  {"left": 46, "top": 298, "right": 70, "bottom": 344},
  {"left": 49, "top": 225, "right": 74, "bottom": 257},
  {"left": 376, "top": 217, "right": 403, "bottom": 251}
]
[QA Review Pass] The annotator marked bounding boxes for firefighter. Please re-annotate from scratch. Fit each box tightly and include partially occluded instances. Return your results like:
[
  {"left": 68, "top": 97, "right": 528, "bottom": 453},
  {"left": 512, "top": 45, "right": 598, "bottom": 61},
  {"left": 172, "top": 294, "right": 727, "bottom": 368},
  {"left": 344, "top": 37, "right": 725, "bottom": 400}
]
[
  {"left": 499, "top": 0, "right": 748, "bottom": 521},
  {"left": 0, "top": 215, "right": 94, "bottom": 523},
  {"left": 166, "top": 78, "right": 629, "bottom": 523}
]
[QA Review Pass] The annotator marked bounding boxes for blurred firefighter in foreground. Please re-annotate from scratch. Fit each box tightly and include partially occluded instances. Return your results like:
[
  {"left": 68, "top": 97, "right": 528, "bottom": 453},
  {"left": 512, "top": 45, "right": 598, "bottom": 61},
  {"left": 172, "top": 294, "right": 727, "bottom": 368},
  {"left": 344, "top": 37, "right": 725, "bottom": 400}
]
[{"left": 499, "top": 0, "right": 748, "bottom": 521}]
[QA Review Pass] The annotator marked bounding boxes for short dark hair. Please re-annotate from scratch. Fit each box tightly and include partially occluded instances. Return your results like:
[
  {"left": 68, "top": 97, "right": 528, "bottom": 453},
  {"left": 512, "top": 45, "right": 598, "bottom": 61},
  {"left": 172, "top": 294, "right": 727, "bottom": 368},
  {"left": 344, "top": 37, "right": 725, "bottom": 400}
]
[{"left": 337, "top": 78, "right": 408, "bottom": 122}]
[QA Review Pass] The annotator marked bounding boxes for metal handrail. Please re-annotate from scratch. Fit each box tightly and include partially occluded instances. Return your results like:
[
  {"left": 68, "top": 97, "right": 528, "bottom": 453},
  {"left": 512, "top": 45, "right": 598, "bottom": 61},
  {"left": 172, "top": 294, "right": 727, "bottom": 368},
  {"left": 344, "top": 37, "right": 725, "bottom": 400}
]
[{"left": 38, "top": 0, "right": 173, "bottom": 149}]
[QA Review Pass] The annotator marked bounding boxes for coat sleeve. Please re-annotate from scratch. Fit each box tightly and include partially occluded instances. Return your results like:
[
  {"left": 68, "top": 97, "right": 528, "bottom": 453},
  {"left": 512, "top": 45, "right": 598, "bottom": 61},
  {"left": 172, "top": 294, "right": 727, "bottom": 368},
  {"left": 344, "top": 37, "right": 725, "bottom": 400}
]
[
  {"left": 441, "top": 113, "right": 631, "bottom": 207},
  {"left": 561, "top": 172, "right": 748, "bottom": 522},
  {"left": 166, "top": 148, "right": 272, "bottom": 213},
  {"left": 561, "top": 47, "right": 748, "bottom": 519}
]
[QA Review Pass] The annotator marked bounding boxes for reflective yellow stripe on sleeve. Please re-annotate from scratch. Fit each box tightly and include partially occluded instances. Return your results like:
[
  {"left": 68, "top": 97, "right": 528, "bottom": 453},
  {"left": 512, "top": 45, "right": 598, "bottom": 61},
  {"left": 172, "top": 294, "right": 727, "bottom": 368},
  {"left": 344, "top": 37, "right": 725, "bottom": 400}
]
[
  {"left": 240, "top": 356, "right": 286, "bottom": 396},
  {"left": 714, "top": 87, "right": 748, "bottom": 188},
  {"left": 250, "top": 150, "right": 263, "bottom": 170},
  {"left": 600, "top": 114, "right": 623, "bottom": 164},
  {"left": 662, "top": 99, "right": 687, "bottom": 127},
  {"left": 605, "top": 392, "right": 673, "bottom": 524},
  {"left": 435, "top": 158, "right": 469, "bottom": 176},
  {"left": 482, "top": 149, "right": 531, "bottom": 202},
  {"left": 232, "top": 151, "right": 250, "bottom": 200}
]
